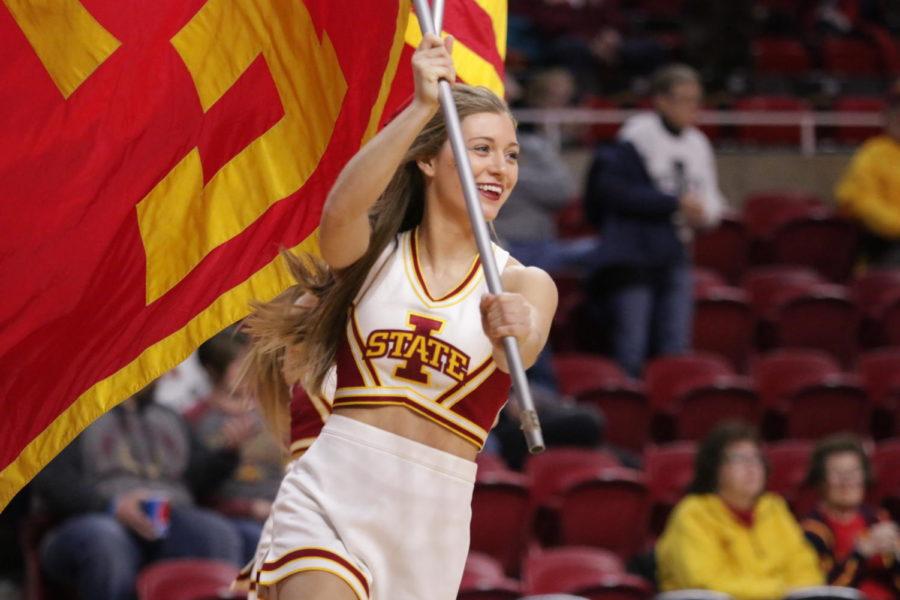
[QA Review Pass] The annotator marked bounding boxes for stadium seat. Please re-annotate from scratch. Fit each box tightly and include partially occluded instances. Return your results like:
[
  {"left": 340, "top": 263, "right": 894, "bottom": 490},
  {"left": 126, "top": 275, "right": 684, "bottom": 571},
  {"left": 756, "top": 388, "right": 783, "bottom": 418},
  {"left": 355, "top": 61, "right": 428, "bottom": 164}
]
[
  {"left": 733, "top": 96, "right": 811, "bottom": 146},
  {"left": 553, "top": 353, "right": 630, "bottom": 397},
  {"left": 692, "top": 267, "right": 727, "bottom": 297},
  {"left": 576, "top": 384, "right": 651, "bottom": 453},
  {"left": 742, "top": 266, "right": 824, "bottom": 320},
  {"left": 675, "top": 375, "right": 760, "bottom": 441},
  {"left": 558, "top": 467, "right": 650, "bottom": 560},
  {"left": 768, "top": 215, "right": 859, "bottom": 282},
  {"left": 751, "top": 38, "right": 811, "bottom": 76},
  {"left": 782, "top": 376, "right": 869, "bottom": 439},
  {"left": 692, "top": 286, "right": 755, "bottom": 372},
  {"left": 523, "top": 546, "right": 652, "bottom": 600},
  {"left": 526, "top": 448, "right": 621, "bottom": 511},
  {"left": 458, "top": 552, "right": 521, "bottom": 600},
  {"left": 693, "top": 216, "right": 749, "bottom": 285},
  {"left": 470, "top": 470, "right": 532, "bottom": 575},
  {"left": 858, "top": 348, "right": 900, "bottom": 438},
  {"left": 476, "top": 452, "right": 511, "bottom": 477},
  {"left": 752, "top": 349, "right": 842, "bottom": 408},
  {"left": 644, "top": 353, "right": 733, "bottom": 441},
  {"left": 644, "top": 442, "right": 697, "bottom": 534},
  {"left": 644, "top": 353, "right": 733, "bottom": 413},
  {"left": 742, "top": 192, "right": 824, "bottom": 241},
  {"left": 771, "top": 286, "right": 860, "bottom": 367},
  {"left": 853, "top": 270, "right": 900, "bottom": 348},
  {"left": 822, "top": 37, "right": 883, "bottom": 77},
  {"left": 135, "top": 558, "right": 241, "bottom": 600},
  {"left": 556, "top": 200, "right": 597, "bottom": 240},
  {"left": 765, "top": 439, "right": 813, "bottom": 508}
]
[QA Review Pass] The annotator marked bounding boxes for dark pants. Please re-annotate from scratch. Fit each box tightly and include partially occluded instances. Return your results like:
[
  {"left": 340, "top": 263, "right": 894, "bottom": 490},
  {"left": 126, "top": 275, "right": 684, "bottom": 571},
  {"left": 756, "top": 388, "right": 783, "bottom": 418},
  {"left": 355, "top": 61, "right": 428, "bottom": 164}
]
[
  {"left": 597, "top": 263, "right": 693, "bottom": 377},
  {"left": 40, "top": 506, "right": 243, "bottom": 600}
]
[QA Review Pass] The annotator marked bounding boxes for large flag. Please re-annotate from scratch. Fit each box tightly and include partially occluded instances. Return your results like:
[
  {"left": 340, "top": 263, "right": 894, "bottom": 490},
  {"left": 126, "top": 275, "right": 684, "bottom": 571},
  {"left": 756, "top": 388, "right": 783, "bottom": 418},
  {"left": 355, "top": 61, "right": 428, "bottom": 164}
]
[{"left": 0, "top": 0, "right": 506, "bottom": 511}]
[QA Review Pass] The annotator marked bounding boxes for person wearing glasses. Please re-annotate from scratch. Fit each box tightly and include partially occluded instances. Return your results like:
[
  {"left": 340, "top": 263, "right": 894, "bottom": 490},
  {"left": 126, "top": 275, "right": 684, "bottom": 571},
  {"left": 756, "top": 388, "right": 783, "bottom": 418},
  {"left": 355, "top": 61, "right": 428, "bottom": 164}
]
[
  {"left": 801, "top": 435, "right": 900, "bottom": 600},
  {"left": 655, "top": 422, "right": 822, "bottom": 600}
]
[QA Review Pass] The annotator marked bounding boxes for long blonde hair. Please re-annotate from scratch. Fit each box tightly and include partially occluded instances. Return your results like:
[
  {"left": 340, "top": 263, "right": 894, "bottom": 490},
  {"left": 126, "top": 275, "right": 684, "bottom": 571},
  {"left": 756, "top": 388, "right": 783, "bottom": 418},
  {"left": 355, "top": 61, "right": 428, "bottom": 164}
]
[{"left": 241, "top": 84, "right": 514, "bottom": 439}]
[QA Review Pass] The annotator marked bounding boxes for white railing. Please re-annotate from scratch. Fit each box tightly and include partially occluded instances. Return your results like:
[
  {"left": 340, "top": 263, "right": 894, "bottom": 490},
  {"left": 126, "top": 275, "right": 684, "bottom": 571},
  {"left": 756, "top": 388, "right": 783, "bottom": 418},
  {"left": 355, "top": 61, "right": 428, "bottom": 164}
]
[{"left": 513, "top": 108, "right": 886, "bottom": 156}]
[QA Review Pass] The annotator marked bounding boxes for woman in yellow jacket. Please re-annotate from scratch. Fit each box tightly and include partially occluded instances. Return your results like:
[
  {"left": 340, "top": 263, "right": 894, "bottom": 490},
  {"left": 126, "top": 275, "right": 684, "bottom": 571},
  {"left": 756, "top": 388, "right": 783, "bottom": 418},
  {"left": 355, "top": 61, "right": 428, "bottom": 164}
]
[{"left": 656, "top": 422, "right": 823, "bottom": 600}]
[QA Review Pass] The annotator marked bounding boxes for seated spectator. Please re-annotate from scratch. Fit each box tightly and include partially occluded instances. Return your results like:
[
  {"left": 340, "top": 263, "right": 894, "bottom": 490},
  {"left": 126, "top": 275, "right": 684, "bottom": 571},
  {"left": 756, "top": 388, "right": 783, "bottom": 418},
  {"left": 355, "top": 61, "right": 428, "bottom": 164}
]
[
  {"left": 32, "top": 381, "right": 243, "bottom": 600},
  {"left": 585, "top": 64, "right": 724, "bottom": 376},
  {"left": 801, "top": 434, "right": 900, "bottom": 600},
  {"left": 836, "top": 79, "right": 900, "bottom": 267},
  {"left": 190, "top": 331, "right": 284, "bottom": 564},
  {"left": 656, "top": 422, "right": 823, "bottom": 599}
]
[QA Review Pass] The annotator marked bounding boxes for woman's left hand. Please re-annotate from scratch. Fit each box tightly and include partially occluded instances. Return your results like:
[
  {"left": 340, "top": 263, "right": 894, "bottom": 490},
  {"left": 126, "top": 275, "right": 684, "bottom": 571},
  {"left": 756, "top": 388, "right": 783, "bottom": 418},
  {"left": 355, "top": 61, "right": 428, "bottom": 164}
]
[{"left": 480, "top": 292, "right": 534, "bottom": 346}]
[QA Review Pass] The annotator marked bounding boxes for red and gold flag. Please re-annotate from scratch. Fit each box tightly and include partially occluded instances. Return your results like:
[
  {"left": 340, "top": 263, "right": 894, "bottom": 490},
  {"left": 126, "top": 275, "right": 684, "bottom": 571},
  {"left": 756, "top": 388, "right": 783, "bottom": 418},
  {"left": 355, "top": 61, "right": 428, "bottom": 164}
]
[{"left": 0, "top": 0, "right": 506, "bottom": 510}]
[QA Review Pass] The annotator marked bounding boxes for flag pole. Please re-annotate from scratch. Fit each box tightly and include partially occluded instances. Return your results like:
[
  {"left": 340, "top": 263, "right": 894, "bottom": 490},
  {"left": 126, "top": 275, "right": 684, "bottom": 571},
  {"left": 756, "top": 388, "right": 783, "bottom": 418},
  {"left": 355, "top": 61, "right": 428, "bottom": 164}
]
[{"left": 413, "top": 0, "right": 545, "bottom": 454}]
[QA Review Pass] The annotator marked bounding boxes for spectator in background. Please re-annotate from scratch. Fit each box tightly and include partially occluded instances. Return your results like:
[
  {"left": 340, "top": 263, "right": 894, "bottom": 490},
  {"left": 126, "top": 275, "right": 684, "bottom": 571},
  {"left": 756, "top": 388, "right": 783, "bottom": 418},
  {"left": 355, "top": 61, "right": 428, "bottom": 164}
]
[
  {"left": 801, "top": 435, "right": 900, "bottom": 600},
  {"left": 33, "top": 382, "right": 243, "bottom": 600},
  {"left": 836, "top": 79, "right": 900, "bottom": 267},
  {"left": 189, "top": 331, "right": 284, "bottom": 565},
  {"left": 495, "top": 67, "right": 598, "bottom": 273},
  {"left": 585, "top": 64, "right": 724, "bottom": 376},
  {"left": 656, "top": 422, "right": 823, "bottom": 599}
]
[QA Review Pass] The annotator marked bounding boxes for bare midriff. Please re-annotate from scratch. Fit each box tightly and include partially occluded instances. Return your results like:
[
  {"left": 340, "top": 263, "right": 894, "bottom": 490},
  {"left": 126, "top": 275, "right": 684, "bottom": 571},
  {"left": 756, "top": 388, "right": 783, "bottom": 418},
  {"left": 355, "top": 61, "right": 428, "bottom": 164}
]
[{"left": 333, "top": 405, "right": 479, "bottom": 461}]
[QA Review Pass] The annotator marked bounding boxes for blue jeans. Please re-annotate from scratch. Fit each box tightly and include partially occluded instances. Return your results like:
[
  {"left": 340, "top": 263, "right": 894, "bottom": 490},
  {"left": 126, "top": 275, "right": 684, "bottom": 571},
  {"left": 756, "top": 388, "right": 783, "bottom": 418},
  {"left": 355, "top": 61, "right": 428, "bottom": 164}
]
[
  {"left": 603, "top": 263, "right": 693, "bottom": 377},
  {"left": 505, "top": 238, "right": 600, "bottom": 273},
  {"left": 229, "top": 517, "right": 264, "bottom": 566},
  {"left": 40, "top": 507, "right": 243, "bottom": 600}
]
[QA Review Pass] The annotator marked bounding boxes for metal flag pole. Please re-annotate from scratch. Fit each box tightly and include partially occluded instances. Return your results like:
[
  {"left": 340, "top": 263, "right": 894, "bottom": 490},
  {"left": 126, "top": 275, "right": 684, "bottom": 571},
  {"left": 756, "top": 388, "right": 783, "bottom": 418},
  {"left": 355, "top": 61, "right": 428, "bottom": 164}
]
[{"left": 413, "top": 0, "right": 545, "bottom": 454}]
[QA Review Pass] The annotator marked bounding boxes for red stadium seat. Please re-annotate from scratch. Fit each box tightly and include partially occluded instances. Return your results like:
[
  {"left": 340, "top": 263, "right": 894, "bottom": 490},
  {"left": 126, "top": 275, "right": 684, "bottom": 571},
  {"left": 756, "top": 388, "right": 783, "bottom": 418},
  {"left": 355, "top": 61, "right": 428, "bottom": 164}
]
[
  {"left": 644, "top": 442, "right": 697, "bottom": 534},
  {"left": 523, "top": 546, "right": 653, "bottom": 599},
  {"left": 742, "top": 192, "right": 824, "bottom": 241},
  {"left": 458, "top": 552, "right": 521, "bottom": 600},
  {"left": 675, "top": 375, "right": 760, "bottom": 441},
  {"left": 558, "top": 467, "right": 651, "bottom": 561},
  {"left": 872, "top": 439, "right": 900, "bottom": 520},
  {"left": 692, "top": 286, "right": 755, "bottom": 372},
  {"left": 752, "top": 38, "right": 811, "bottom": 76},
  {"left": 742, "top": 266, "right": 824, "bottom": 319},
  {"left": 645, "top": 353, "right": 733, "bottom": 442},
  {"left": 526, "top": 448, "right": 621, "bottom": 511},
  {"left": 692, "top": 267, "right": 727, "bottom": 297},
  {"left": 524, "top": 546, "right": 625, "bottom": 594},
  {"left": 576, "top": 384, "right": 651, "bottom": 453},
  {"left": 832, "top": 96, "right": 887, "bottom": 145},
  {"left": 693, "top": 216, "right": 749, "bottom": 285},
  {"left": 752, "top": 349, "right": 842, "bottom": 410},
  {"left": 822, "top": 37, "right": 883, "bottom": 76},
  {"left": 470, "top": 471, "right": 532, "bottom": 575},
  {"left": 136, "top": 559, "right": 241, "bottom": 600},
  {"left": 765, "top": 439, "right": 813, "bottom": 507},
  {"left": 768, "top": 215, "right": 859, "bottom": 282},
  {"left": 644, "top": 352, "right": 733, "bottom": 412},
  {"left": 550, "top": 291, "right": 589, "bottom": 353},
  {"left": 553, "top": 353, "right": 630, "bottom": 397},
  {"left": 733, "top": 96, "right": 812, "bottom": 146},
  {"left": 858, "top": 348, "right": 900, "bottom": 438},
  {"left": 771, "top": 286, "right": 860, "bottom": 367},
  {"left": 853, "top": 270, "right": 900, "bottom": 348},
  {"left": 783, "top": 376, "right": 869, "bottom": 439}
]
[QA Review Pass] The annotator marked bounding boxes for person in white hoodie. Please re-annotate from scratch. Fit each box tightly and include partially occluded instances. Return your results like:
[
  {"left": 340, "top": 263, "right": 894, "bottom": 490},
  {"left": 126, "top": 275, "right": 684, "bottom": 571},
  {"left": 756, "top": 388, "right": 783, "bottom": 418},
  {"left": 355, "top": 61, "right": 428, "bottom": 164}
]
[{"left": 586, "top": 63, "right": 725, "bottom": 376}]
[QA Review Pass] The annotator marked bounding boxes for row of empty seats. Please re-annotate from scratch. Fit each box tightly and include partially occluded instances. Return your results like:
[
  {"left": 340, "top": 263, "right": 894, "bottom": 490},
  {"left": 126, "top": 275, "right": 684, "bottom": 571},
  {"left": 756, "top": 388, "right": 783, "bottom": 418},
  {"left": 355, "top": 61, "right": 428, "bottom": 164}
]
[{"left": 551, "top": 349, "right": 900, "bottom": 447}]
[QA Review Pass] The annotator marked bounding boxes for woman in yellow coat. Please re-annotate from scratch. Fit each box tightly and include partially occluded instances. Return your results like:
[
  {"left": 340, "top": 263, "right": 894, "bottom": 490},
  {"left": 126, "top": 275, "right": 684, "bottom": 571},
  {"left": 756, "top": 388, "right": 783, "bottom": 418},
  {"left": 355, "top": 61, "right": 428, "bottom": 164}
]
[{"left": 656, "top": 422, "right": 823, "bottom": 600}]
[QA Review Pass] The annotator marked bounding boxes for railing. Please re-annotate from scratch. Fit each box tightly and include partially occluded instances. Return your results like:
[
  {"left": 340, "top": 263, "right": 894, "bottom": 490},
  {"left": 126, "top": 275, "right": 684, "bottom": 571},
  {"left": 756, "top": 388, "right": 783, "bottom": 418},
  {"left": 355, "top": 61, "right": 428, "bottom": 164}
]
[{"left": 513, "top": 108, "right": 886, "bottom": 156}]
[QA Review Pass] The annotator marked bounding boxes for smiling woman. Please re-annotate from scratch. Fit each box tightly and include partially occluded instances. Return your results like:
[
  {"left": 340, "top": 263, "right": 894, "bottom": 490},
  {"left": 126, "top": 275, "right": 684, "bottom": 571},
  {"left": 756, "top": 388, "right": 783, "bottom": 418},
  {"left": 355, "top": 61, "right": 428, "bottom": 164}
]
[{"left": 238, "top": 33, "right": 557, "bottom": 600}]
